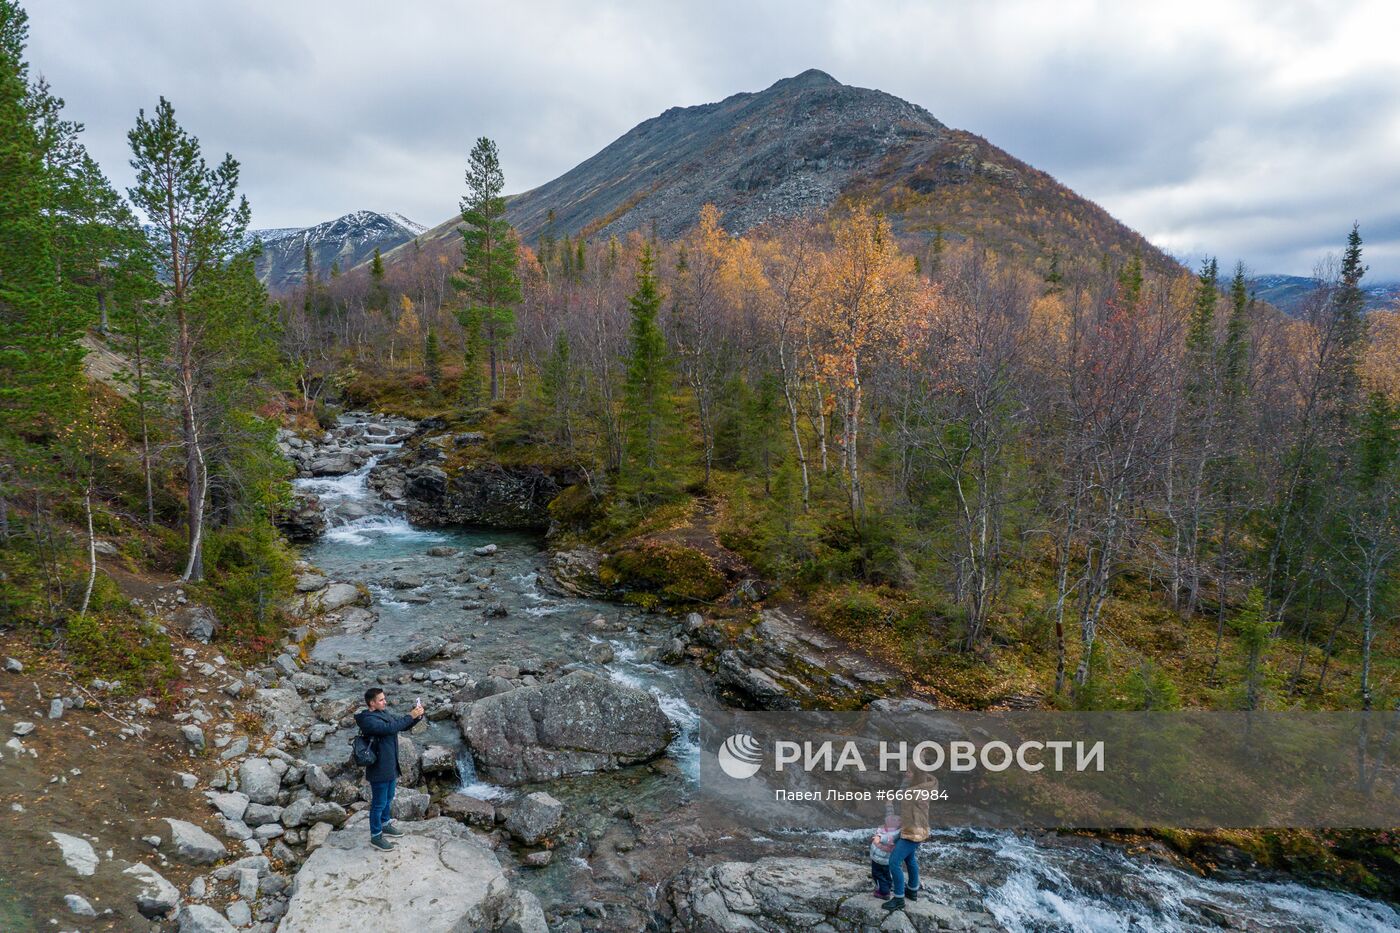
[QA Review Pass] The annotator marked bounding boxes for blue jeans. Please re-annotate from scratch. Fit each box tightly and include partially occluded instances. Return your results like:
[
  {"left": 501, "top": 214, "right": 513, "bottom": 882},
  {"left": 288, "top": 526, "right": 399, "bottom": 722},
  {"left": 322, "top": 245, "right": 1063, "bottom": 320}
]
[
  {"left": 889, "top": 838, "right": 921, "bottom": 897},
  {"left": 369, "top": 779, "right": 396, "bottom": 836}
]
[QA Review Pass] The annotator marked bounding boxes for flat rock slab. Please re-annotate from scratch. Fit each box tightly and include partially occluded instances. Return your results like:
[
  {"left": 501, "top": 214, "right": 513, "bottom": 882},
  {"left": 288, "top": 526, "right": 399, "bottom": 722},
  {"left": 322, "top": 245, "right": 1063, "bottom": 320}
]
[
  {"left": 668, "top": 857, "right": 1004, "bottom": 932},
  {"left": 51, "top": 831, "right": 98, "bottom": 876},
  {"left": 279, "top": 817, "right": 545, "bottom": 933}
]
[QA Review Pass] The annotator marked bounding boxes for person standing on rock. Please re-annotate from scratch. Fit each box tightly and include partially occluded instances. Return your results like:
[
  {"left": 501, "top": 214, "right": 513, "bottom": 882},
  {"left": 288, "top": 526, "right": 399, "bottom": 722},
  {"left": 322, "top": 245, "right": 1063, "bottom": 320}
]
[
  {"left": 355, "top": 687, "right": 424, "bottom": 851},
  {"left": 882, "top": 768, "right": 936, "bottom": 912}
]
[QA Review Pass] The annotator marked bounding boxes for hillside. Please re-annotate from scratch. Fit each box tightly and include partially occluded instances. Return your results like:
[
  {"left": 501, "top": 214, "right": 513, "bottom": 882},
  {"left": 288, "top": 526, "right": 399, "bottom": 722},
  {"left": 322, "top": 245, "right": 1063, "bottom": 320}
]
[
  {"left": 1246, "top": 273, "right": 1400, "bottom": 316},
  {"left": 392, "top": 69, "right": 1176, "bottom": 277},
  {"left": 251, "top": 210, "right": 425, "bottom": 291}
]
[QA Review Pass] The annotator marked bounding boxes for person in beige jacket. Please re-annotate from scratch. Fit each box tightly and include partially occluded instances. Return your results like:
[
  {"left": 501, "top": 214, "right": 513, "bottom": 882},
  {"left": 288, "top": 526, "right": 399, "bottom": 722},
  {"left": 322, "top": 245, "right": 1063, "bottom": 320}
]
[{"left": 882, "top": 769, "right": 937, "bottom": 911}]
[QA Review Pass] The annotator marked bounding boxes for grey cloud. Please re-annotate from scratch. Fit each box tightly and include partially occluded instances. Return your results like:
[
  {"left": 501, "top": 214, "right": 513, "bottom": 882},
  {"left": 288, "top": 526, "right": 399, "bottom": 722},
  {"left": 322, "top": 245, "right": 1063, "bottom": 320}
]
[{"left": 21, "top": 0, "right": 1400, "bottom": 278}]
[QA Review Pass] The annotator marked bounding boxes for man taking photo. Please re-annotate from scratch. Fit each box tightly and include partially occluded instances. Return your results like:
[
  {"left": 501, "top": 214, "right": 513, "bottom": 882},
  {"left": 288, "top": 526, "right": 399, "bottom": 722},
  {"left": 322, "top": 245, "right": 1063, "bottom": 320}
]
[{"left": 354, "top": 687, "right": 424, "bottom": 851}]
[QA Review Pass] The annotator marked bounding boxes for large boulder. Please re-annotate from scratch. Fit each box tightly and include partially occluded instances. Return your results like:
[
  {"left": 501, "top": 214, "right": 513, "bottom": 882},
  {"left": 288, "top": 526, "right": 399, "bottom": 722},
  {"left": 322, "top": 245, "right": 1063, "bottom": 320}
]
[
  {"left": 308, "top": 453, "right": 358, "bottom": 476},
  {"left": 666, "top": 857, "right": 1003, "bottom": 932},
  {"left": 405, "top": 462, "right": 581, "bottom": 529},
  {"left": 456, "top": 671, "right": 675, "bottom": 784},
  {"left": 278, "top": 818, "right": 546, "bottom": 933},
  {"left": 276, "top": 493, "right": 327, "bottom": 544}
]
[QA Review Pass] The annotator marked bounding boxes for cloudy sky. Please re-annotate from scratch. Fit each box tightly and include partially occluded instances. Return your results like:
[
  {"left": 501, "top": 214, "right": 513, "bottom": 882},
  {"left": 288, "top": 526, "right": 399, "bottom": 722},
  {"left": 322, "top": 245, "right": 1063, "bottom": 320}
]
[{"left": 23, "top": 0, "right": 1400, "bottom": 278}]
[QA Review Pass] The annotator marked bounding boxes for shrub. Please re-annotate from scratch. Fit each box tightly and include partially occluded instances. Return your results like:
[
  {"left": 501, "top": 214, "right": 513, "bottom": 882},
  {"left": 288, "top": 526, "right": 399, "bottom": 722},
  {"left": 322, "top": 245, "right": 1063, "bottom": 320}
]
[{"left": 600, "top": 541, "right": 727, "bottom": 605}]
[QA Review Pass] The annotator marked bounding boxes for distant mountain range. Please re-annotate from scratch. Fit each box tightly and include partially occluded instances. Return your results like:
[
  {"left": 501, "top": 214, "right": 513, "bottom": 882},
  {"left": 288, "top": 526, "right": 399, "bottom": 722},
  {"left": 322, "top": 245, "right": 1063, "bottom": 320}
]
[
  {"left": 247, "top": 211, "right": 425, "bottom": 291},
  {"left": 390, "top": 69, "right": 1176, "bottom": 278},
  {"left": 1245, "top": 274, "right": 1400, "bottom": 316}
]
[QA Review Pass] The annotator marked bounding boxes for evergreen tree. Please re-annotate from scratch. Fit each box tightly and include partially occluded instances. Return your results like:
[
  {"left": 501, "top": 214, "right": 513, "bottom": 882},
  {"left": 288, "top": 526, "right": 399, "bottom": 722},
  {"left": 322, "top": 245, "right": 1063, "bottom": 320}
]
[
  {"left": 127, "top": 96, "right": 256, "bottom": 581},
  {"left": 453, "top": 136, "right": 520, "bottom": 403},
  {"left": 1184, "top": 257, "right": 1219, "bottom": 389},
  {"left": 1331, "top": 223, "right": 1367, "bottom": 429},
  {"left": 621, "top": 245, "right": 678, "bottom": 500},
  {"left": 1228, "top": 587, "right": 1271, "bottom": 710},
  {"left": 0, "top": 0, "right": 82, "bottom": 445},
  {"left": 539, "top": 330, "right": 574, "bottom": 448},
  {"left": 368, "top": 247, "right": 387, "bottom": 312},
  {"left": 1223, "top": 262, "right": 1251, "bottom": 397},
  {"left": 458, "top": 307, "right": 486, "bottom": 415},
  {"left": 424, "top": 327, "right": 441, "bottom": 388}
]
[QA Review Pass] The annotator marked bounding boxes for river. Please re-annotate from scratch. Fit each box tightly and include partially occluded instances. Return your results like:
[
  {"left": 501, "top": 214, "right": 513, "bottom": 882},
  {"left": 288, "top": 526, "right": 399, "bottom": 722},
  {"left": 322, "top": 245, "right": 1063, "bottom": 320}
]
[{"left": 292, "top": 414, "right": 1400, "bottom": 932}]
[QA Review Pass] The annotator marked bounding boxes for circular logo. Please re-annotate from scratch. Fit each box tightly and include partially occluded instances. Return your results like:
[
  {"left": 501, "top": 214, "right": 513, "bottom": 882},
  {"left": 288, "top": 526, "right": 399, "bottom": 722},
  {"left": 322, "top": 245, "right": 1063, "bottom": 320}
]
[{"left": 718, "top": 733, "right": 763, "bottom": 779}]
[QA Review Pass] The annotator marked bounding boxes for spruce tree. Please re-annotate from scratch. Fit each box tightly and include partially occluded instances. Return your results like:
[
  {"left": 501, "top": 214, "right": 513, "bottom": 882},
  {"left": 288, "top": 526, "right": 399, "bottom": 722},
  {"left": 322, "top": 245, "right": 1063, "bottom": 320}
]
[
  {"left": 453, "top": 136, "right": 520, "bottom": 403},
  {"left": 368, "top": 247, "right": 387, "bottom": 312},
  {"left": 621, "top": 245, "right": 677, "bottom": 500},
  {"left": 0, "top": 0, "right": 82, "bottom": 442},
  {"left": 424, "top": 327, "right": 441, "bottom": 388},
  {"left": 539, "top": 330, "right": 574, "bottom": 448}
]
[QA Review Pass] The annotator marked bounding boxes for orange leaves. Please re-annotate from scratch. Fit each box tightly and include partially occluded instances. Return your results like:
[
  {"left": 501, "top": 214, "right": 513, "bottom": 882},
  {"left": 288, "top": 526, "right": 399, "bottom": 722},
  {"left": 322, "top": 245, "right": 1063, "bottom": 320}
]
[{"left": 1363, "top": 309, "right": 1400, "bottom": 404}]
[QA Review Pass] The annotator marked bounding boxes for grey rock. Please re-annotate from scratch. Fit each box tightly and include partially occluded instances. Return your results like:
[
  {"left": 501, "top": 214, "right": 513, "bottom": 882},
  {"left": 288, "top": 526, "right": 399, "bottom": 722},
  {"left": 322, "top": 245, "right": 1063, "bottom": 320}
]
[
  {"left": 504, "top": 791, "right": 562, "bottom": 845},
  {"left": 473, "top": 544, "right": 498, "bottom": 556},
  {"left": 3, "top": 657, "right": 22, "bottom": 673},
  {"left": 182, "top": 724, "right": 207, "bottom": 750},
  {"left": 419, "top": 744, "right": 460, "bottom": 778},
  {"left": 290, "top": 671, "right": 330, "bottom": 694},
  {"left": 64, "top": 893, "right": 96, "bottom": 916},
  {"left": 209, "top": 791, "right": 251, "bottom": 822},
  {"left": 178, "top": 903, "right": 237, "bottom": 932},
  {"left": 164, "top": 817, "right": 228, "bottom": 864},
  {"left": 295, "top": 573, "right": 329, "bottom": 593},
  {"left": 272, "top": 653, "right": 300, "bottom": 677},
  {"left": 397, "top": 733, "right": 421, "bottom": 785},
  {"left": 304, "top": 764, "right": 333, "bottom": 796},
  {"left": 666, "top": 856, "right": 1002, "bottom": 931},
  {"left": 226, "top": 899, "right": 253, "bottom": 928},
  {"left": 279, "top": 818, "right": 544, "bottom": 933},
  {"left": 238, "top": 758, "right": 280, "bottom": 805},
  {"left": 219, "top": 736, "right": 251, "bottom": 761},
  {"left": 243, "top": 802, "right": 283, "bottom": 826},
  {"left": 398, "top": 638, "right": 446, "bottom": 664},
  {"left": 305, "top": 821, "right": 334, "bottom": 850},
  {"left": 316, "top": 583, "right": 366, "bottom": 612},
  {"left": 12, "top": 721, "right": 35, "bottom": 736},
  {"left": 124, "top": 861, "right": 180, "bottom": 918},
  {"left": 51, "top": 832, "right": 98, "bottom": 876},
  {"left": 522, "top": 849, "right": 553, "bottom": 868},
  {"left": 175, "top": 606, "right": 219, "bottom": 643},
  {"left": 390, "top": 792, "right": 430, "bottom": 822},
  {"left": 425, "top": 546, "right": 460, "bottom": 557},
  {"left": 456, "top": 671, "right": 675, "bottom": 784},
  {"left": 440, "top": 793, "right": 495, "bottom": 828},
  {"left": 280, "top": 797, "right": 347, "bottom": 829},
  {"left": 47, "top": 698, "right": 64, "bottom": 719}
]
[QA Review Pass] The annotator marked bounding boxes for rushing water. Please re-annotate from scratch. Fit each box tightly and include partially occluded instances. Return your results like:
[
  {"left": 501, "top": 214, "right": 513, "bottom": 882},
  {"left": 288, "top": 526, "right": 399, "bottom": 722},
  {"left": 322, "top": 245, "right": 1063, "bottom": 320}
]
[{"left": 292, "top": 415, "right": 1400, "bottom": 932}]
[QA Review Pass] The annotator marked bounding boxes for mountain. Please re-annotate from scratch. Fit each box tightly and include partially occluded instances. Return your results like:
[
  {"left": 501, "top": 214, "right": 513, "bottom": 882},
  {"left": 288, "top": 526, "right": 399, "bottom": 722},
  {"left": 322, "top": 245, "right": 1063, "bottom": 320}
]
[
  {"left": 1246, "top": 274, "right": 1400, "bottom": 316},
  {"left": 250, "top": 211, "right": 426, "bottom": 291},
  {"left": 396, "top": 69, "right": 1174, "bottom": 277}
]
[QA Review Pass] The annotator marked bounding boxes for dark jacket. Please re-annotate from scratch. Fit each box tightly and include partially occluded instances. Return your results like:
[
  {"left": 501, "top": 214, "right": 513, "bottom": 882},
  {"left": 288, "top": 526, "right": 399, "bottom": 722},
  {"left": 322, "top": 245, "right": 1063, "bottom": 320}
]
[{"left": 354, "top": 709, "right": 420, "bottom": 784}]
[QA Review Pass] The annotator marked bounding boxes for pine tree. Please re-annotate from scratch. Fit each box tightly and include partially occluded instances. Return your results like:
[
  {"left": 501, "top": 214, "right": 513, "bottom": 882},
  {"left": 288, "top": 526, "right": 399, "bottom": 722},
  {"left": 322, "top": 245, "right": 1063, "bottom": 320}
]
[
  {"left": 127, "top": 96, "right": 254, "bottom": 581},
  {"left": 621, "top": 245, "right": 678, "bottom": 500},
  {"left": 453, "top": 136, "right": 520, "bottom": 403}
]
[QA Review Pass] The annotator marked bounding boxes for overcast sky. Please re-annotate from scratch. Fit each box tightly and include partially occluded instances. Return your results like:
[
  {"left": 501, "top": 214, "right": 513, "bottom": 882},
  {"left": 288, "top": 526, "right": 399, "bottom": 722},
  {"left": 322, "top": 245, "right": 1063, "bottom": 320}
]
[{"left": 22, "top": 0, "right": 1400, "bottom": 278}]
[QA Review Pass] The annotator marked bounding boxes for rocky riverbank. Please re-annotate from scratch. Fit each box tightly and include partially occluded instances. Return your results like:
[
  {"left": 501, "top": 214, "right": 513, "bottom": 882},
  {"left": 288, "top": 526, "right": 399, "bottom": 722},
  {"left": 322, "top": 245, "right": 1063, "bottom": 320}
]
[{"left": 8, "top": 412, "right": 1395, "bottom": 932}]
